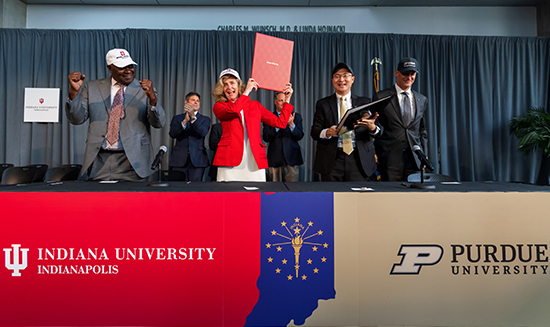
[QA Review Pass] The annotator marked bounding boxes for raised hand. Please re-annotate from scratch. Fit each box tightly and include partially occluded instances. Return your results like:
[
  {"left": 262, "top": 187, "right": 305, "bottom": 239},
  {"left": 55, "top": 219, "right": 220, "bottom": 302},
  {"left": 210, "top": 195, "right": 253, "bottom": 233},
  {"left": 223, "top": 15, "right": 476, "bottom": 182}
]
[
  {"left": 283, "top": 83, "right": 293, "bottom": 103},
  {"left": 68, "top": 71, "right": 85, "bottom": 100},
  {"left": 243, "top": 78, "right": 259, "bottom": 96},
  {"left": 139, "top": 79, "right": 157, "bottom": 106}
]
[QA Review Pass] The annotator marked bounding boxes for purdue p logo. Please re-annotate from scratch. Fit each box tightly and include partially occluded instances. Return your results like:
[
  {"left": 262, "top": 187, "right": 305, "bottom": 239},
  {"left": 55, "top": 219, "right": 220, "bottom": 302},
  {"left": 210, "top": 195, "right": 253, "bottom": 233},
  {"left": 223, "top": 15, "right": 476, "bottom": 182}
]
[
  {"left": 4, "top": 244, "right": 29, "bottom": 277},
  {"left": 390, "top": 245, "right": 443, "bottom": 275}
]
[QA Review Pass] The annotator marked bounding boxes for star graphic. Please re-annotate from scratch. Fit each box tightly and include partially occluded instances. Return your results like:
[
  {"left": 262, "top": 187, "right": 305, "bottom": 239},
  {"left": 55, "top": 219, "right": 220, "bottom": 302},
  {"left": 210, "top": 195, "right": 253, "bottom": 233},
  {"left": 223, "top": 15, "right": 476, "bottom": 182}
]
[
  {"left": 287, "top": 275, "right": 293, "bottom": 280},
  {"left": 307, "top": 259, "right": 313, "bottom": 264},
  {"left": 293, "top": 227, "right": 301, "bottom": 234},
  {"left": 265, "top": 243, "right": 272, "bottom": 248},
  {"left": 276, "top": 246, "right": 282, "bottom": 252},
  {"left": 294, "top": 264, "right": 300, "bottom": 270},
  {"left": 267, "top": 257, "right": 273, "bottom": 263},
  {"left": 282, "top": 259, "right": 288, "bottom": 264},
  {"left": 294, "top": 217, "right": 300, "bottom": 223},
  {"left": 312, "top": 246, "right": 318, "bottom": 252},
  {"left": 313, "top": 268, "right": 319, "bottom": 273},
  {"left": 281, "top": 221, "right": 287, "bottom": 227},
  {"left": 275, "top": 268, "right": 281, "bottom": 274},
  {"left": 321, "top": 257, "right": 327, "bottom": 262},
  {"left": 301, "top": 275, "right": 307, "bottom": 280},
  {"left": 318, "top": 230, "right": 323, "bottom": 235},
  {"left": 323, "top": 243, "right": 329, "bottom": 248},
  {"left": 308, "top": 221, "right": 313, "bottom": 226},
  {"left": 271, "top": 230, "right": 277, "bottom": 235}
]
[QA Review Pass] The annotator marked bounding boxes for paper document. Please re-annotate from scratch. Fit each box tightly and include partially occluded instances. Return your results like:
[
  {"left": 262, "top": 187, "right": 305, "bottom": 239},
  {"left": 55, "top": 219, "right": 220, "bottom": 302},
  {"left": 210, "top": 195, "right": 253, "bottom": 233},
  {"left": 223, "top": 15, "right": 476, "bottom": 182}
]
[{"left": 251, "top": 33, "right": 294, "bottom": 92}]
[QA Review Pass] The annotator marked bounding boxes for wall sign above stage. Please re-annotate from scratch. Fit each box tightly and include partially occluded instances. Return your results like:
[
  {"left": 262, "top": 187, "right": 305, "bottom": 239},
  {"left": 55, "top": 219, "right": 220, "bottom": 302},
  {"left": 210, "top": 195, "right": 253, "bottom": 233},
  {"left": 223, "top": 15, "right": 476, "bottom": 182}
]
[{"left": 217, "top": 25, "right": 346, "bottom": 33}]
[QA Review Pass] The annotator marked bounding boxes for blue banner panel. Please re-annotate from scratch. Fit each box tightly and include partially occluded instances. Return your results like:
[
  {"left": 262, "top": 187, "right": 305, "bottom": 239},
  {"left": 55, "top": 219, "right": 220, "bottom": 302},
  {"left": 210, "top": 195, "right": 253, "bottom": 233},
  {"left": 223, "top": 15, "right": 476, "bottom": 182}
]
[{"left": 246, "top": 192, "right": 335, "bottom": 327}]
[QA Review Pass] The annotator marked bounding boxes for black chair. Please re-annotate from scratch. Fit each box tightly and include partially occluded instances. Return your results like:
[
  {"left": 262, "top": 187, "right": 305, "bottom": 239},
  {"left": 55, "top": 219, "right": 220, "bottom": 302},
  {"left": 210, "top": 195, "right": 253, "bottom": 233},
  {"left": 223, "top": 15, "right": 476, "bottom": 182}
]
[
  {"left": 407, "top": 173, "right": 456, "bottom": 183},
  {"left": 1, "top": 166, "right": 39, "bottom": 185},
  {"left": 0, "top": 164, "right": 14, "bottom": 178},
  {"left": 44, "top": 164, "right": 82, "bottom": 182},
  {"left": 23, "top": 164, "right": 49, "bottom": 183},
  {"left": 160, "top": 170, "right": 187, "bottom": 182}
]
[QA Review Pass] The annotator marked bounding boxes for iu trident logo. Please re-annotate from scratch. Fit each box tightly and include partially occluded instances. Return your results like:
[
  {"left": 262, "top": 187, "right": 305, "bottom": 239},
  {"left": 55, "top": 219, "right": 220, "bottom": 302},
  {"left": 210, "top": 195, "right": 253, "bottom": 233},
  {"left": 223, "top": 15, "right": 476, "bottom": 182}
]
[{"left": 4, "top": 244, "right": 29, "bottom": 277}]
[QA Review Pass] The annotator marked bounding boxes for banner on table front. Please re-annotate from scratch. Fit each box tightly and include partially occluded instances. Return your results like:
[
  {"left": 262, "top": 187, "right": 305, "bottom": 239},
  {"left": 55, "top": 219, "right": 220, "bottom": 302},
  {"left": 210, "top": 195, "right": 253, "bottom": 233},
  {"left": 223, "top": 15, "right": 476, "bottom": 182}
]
[{"left": 3, "top": 192, "right": 550, "bottom": 326}]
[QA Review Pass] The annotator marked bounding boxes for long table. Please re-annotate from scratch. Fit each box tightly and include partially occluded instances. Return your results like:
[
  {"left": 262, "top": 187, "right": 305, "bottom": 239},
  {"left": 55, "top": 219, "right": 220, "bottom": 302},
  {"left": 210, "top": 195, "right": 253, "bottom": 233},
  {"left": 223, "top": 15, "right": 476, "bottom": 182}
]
[{"left": 0, "top": 180, "right": 547, "bottom": 192}]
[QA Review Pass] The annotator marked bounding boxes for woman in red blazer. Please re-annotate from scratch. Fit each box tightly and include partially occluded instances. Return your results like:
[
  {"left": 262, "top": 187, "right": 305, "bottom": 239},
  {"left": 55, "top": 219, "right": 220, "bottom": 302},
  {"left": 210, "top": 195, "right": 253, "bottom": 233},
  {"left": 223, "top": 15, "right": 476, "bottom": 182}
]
[{"left": 212, "top": 68, "right": 294, "bottom": 182}]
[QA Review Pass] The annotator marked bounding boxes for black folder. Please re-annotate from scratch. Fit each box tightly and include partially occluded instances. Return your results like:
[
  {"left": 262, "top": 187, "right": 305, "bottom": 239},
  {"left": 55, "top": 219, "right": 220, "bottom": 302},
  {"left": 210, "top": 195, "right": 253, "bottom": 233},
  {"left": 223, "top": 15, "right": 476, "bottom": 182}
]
[{"left": 337, "top": 95, "right": 393, "bottom": 130}]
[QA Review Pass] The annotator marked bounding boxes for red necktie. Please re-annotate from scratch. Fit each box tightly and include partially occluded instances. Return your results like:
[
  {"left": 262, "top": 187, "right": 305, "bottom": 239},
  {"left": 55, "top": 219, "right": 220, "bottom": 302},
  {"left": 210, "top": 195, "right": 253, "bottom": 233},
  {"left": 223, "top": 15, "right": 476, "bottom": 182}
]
[{"left": 106, "top": 86, "right": 125, "bottom": 146}]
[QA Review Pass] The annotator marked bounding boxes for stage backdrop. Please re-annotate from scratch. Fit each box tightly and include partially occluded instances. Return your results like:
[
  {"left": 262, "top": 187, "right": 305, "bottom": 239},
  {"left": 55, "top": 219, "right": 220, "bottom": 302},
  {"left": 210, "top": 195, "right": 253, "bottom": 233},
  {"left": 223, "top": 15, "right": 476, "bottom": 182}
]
[{"left": 0, "top": 29, "right": 549, "bottom": 182}]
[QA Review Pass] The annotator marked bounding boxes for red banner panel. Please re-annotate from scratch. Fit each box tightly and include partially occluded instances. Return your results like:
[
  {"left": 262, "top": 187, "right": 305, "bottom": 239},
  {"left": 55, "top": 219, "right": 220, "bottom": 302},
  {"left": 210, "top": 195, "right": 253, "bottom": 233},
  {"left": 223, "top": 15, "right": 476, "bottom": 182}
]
[{"left": 0, "top": 192, "right": 261, "bottom": 326}]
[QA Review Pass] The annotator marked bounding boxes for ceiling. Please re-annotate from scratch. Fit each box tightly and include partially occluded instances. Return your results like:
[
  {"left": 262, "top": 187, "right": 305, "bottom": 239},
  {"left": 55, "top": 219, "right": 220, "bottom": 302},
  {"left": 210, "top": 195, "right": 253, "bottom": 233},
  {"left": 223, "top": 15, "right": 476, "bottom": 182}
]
[{"left": 19, "top": 0, "right": 548, "bottom": 6}]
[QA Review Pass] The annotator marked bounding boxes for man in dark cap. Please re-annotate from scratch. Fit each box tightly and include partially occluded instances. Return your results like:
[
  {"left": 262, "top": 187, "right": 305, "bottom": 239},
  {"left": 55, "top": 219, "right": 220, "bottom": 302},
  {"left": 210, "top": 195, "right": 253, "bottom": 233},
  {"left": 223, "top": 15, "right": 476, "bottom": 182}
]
[
  {"left": 311, "top": 62, "right": 381, "bottom": 181},
  {"left": 373, "top": 57, "right": 429, "bottom": 181}
]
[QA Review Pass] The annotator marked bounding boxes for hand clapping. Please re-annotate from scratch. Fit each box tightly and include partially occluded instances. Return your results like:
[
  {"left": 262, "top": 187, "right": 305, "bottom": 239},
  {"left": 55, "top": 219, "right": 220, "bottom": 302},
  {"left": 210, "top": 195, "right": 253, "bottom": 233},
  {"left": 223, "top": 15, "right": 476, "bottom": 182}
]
[{"left": 184, "top": 104, "right": 196, "bottom": 120}]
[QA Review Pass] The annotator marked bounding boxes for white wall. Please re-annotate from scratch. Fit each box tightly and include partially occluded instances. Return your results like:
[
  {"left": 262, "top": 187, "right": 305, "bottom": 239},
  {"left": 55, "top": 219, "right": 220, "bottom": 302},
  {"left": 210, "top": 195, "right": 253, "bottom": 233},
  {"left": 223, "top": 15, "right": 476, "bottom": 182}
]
[{"left": 26, "top": 5, "right": 537, "bottom": 37}]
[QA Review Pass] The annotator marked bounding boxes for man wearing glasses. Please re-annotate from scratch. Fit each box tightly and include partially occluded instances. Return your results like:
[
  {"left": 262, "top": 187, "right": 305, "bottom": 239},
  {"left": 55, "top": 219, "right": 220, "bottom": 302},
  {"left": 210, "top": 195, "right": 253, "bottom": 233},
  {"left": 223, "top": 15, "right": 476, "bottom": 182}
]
[
  {"left": 311, "top": 63, "right": 381, "bottom": 182},
  {"left": 373, "top": 57, "right": 429, "bottom": 181}
]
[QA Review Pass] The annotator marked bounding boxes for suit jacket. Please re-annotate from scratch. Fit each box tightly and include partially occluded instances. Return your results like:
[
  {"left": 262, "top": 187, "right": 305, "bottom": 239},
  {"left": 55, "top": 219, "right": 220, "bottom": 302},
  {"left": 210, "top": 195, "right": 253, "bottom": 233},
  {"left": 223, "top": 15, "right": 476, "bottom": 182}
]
[
  {"left": 373, "top": 85, "right": 428, "bottom": 173},
  {"left": 209, "top": 122, "right": 223, "bottom": 154},
  {"left": 168, "top": 112, "right": 210, "bottom": 168},
  {"left": 213, "top": 95, "right": 293, "bottom": 169},
  {"left": 262, "top": 111, "right": 304, "bottom": 167},
  {"left": 65, "top": 77, "right": 165, "bottom": 178},
  {"left": 311, "top": 93, "right": 381, "bottom": 176},
  {"left": 208, "top": 122, "right": 223, "bottom": 181}
]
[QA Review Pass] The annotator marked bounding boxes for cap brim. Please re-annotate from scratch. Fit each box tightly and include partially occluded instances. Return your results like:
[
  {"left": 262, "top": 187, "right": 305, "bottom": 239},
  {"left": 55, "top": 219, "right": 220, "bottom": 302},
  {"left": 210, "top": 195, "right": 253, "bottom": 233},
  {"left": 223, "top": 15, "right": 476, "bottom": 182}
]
[
  {"left": 220, "top": 73, "right": 240, "bottom": 80},
  {"left": 332, "top": 64, "right": 353, "bottom": 76},
  {"left": 111, "top": 58, "right": 138, "bottom": 68}
]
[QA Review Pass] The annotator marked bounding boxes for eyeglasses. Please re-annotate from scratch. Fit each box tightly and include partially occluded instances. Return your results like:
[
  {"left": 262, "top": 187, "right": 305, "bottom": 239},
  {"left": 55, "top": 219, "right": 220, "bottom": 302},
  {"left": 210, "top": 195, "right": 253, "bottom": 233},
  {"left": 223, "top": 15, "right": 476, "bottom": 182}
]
[{"left": 333, "top": 73, "right": 353, "bottom": 80}]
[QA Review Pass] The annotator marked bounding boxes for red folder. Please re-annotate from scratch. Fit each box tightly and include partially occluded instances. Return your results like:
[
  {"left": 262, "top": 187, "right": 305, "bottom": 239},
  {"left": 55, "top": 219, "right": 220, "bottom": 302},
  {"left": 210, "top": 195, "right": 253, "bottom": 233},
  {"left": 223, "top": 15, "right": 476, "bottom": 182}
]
[{"left": 251, "top": 33, "right": 294, "bottom": 92}]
